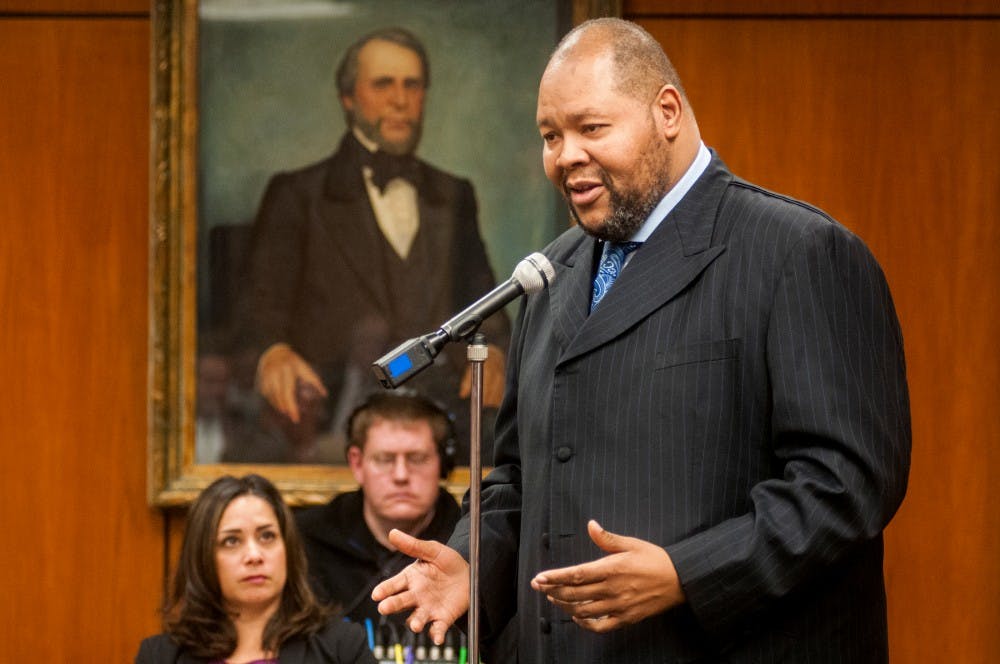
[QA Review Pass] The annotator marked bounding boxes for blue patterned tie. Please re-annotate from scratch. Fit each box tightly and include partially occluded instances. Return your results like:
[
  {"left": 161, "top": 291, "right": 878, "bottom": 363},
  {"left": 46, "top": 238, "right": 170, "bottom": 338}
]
[{"left": 591, "top": 241, "right": 641, "bottom": 311}]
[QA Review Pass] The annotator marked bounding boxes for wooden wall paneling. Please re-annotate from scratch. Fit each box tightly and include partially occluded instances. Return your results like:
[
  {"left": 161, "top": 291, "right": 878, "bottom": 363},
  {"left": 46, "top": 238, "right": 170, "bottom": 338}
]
[
  {"left": 0, "top": 17, "right": 162, "bottom": 659},
  {"left": 0, "top": 0, "right": 148, "bottom": 15},
  {"left": 164, "top": 508, "right": 188, "bottom": 595},
  {"left": 627, "top": 0, "right": 1000, "bottom": 16},
  {"left": 636, "top": 16, "right": 1000, "bottom": 662}
]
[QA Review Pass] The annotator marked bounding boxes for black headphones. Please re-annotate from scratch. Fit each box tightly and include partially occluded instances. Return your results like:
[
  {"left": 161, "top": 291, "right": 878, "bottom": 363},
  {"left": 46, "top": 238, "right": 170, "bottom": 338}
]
[{"left": 344, "top": 389, "right": 458, "bottom": 479}]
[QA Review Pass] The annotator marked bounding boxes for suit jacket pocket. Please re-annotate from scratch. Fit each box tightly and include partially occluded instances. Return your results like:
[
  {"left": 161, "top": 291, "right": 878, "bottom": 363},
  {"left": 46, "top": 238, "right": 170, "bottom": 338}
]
[{"left": 655, "top": 338, "right": 741, "bottom": 369}]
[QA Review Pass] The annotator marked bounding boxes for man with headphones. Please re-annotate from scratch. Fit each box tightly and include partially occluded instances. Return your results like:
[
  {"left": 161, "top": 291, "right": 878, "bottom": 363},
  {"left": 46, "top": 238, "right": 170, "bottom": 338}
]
[{"left": 295, "top": 389, "right": 460, "bottom": 626}]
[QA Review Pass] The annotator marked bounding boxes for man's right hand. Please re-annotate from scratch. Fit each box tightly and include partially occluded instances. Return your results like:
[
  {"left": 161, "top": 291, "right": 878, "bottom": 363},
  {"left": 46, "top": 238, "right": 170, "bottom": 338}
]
[
  {"left": 255, "top": 343, "right": 327, "bottom": 423},
  {"left": 372, "top": 529, "right": 470, "bottom": 645}
]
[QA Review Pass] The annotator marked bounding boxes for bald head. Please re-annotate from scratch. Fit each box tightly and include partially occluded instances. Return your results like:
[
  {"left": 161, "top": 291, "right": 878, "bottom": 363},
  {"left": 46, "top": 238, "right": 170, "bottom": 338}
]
[
  {"left": 549, "top": 18, "right": 688, "bottom": 105},
  {"left": 536, "top": 18, "right": 701, "bottom": 242}
]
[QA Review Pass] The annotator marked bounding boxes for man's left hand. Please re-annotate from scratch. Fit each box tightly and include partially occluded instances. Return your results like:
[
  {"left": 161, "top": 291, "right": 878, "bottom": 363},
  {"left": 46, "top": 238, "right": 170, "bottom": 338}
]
[{"left": 530, "top": 519, "right": 686, "bottom": 633}]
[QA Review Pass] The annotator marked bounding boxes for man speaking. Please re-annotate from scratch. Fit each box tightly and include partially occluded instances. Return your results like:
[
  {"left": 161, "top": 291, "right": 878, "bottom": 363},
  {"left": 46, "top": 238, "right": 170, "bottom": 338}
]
[{"left": 372, "top": 18, "right": 911, "bottom": 663}]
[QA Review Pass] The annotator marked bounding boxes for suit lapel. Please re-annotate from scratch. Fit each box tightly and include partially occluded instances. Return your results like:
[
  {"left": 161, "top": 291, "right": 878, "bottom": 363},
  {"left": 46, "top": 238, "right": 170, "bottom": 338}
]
[
  {"left": 314, "top": 193, "right": 394, "bottom": 314},
  {"left": 317, "top": 135, "right": 394, "bottom": 312},
  {"left": 548, "top": 233, "right": 598, "bottom": 352},
  {"left": 411, "top": 179, "right": 451, "bottom": 296},
  {"left": 555, "top": 154, "right": 733, "bottom": 365}
]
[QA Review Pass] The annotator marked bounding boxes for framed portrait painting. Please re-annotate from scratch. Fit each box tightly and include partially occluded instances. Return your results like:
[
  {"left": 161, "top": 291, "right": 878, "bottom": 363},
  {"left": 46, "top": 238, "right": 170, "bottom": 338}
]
[{"left": 149, "top": 0, "right": 621, "bottom": 506}]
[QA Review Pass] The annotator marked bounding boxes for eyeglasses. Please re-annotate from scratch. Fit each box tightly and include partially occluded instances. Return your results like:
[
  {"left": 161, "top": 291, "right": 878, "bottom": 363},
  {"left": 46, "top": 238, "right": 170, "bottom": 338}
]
[{"left": 365, "top": 452, "right": 436, "bottom": 473}]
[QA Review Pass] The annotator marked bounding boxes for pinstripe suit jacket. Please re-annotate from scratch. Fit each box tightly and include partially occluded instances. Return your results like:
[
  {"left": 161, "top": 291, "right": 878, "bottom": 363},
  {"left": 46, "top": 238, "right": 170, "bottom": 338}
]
[{"left": 449, "top": 154, "right": 911, "bottom": 662}]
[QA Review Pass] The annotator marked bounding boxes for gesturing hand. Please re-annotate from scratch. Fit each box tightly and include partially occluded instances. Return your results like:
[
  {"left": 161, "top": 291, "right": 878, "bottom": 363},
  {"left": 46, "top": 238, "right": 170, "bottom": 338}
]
[
  {"left": 530, "top": 520, "right": 686, "bottom": 633},
  {"left": 371, "top": 529, "right": 470, "bottom": 645}
]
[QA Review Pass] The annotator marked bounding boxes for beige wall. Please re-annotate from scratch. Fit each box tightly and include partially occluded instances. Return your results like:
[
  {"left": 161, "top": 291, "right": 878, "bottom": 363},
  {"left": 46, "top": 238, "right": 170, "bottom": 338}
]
[{"left": 0, "top": 1, "right": 995, "bottom": 659}]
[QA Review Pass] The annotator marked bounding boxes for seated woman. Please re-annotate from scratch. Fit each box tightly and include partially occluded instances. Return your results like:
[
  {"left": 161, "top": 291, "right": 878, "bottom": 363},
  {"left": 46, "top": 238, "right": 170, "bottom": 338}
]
[{"left": 136, "top": 474, "right": 375, "bottom": 663}]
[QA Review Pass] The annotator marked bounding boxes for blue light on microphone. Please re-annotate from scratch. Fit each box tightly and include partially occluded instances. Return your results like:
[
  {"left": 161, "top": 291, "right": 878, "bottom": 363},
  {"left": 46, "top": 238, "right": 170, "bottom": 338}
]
[{"left": 388, "top": 353, "right": 413, "bottom": 379}]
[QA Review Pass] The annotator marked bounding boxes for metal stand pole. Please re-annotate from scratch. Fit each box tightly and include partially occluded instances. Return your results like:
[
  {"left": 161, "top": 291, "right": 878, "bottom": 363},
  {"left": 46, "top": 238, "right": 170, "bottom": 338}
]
[{"left": 466, "top": 333, "right": 487, "bottom": 664}]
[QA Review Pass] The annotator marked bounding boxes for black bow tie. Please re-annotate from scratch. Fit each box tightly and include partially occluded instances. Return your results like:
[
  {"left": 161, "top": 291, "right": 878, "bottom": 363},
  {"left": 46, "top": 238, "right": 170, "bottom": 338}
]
[{"left": 364, "top": 150, "right": 421, "bottom": 192}]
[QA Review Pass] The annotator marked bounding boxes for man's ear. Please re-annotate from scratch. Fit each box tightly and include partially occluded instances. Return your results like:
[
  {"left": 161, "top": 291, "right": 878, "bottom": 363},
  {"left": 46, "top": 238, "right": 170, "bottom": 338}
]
[
  {"left": 347, "top": 445, "right": 365, "bottom": 483},
  {"left": 654, "top": 84, "right": 684, "bottom": 141},
  {"left": 341, "top": 94, "right": 355, "bottom": 113}
]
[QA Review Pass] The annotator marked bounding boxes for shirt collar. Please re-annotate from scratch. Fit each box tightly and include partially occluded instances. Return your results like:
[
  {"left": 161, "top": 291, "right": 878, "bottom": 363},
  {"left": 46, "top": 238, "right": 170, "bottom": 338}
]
[
  {"left": 352, "top": 125, "right": 379, "bottom": 154},
  {"left": 630, "top": 141, "right": 711, "bottom": 242}
]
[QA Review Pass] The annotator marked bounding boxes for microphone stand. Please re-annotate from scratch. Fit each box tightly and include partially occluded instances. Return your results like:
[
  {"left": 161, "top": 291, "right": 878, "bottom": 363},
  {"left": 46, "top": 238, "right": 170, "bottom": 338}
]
[
  {"left": 369, "top": 253, "right": 555, "bottom": 662},
  {"left": 466, "top": 333, "right": 487, "bottom": 664}
]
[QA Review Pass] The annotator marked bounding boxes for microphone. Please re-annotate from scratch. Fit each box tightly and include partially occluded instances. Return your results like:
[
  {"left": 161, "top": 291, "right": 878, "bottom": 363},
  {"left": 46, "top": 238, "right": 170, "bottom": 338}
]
[{"left": 371, "top": 252, "right": 555, "bottom": 388}]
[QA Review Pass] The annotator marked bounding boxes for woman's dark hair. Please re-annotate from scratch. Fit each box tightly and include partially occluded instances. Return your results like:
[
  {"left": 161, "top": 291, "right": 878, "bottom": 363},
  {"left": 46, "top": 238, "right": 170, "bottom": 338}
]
[{"left": 163, "top": 474, "right": 330, "bottom": 658}]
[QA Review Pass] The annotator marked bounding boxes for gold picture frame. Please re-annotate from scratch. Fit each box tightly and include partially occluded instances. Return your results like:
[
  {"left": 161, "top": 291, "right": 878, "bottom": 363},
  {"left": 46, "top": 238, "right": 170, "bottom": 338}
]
[{"left": 148, "top": 0, "right": 621, "bottom": 506}]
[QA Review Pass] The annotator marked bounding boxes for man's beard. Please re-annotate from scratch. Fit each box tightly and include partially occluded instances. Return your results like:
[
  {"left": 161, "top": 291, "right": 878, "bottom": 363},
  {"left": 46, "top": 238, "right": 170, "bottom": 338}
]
[
  {"left": 564, "top": 142, "right": 673, "bottom": 243},
  {"left": 353, "top": 114, "right": 422, "bottom": 156}
]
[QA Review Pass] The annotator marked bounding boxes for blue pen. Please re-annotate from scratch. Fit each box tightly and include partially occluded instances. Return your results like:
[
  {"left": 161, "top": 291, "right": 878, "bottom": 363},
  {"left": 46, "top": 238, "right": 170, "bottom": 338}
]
[{"left": 364, "top": 617, "right": 375, "bottom": 652}]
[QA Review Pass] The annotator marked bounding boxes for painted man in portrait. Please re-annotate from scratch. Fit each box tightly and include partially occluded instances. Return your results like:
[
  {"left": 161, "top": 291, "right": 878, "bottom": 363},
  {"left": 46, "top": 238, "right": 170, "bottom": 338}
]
[{"left": 230, "top": 27, "right": 509, "bottom": 464}]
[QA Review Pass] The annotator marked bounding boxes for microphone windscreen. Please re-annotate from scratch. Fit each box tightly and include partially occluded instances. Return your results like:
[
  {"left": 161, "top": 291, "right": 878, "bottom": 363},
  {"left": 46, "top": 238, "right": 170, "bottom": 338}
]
[{"left": 512, "top": 252, "right": 555, "bottom": 294}]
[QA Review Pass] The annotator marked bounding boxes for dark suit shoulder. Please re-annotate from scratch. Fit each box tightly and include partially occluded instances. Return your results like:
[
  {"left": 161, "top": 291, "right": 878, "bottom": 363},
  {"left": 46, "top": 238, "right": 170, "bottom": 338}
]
[
  {"left": 413, "top": 158, "right": 477, "bottom": 209},
  {"left": 259, "top": 132, "right": 366, "bottom": 200},
  {"left": 719, "top": 175, "right": 879, "bottom": 262},
  {"left": 726, "top": 176, "right": 846, "bottom": 234},
  {"left": 263, "top": 152, "right": 343, "bottom": 194},
  {"left": 134, "top": 633, "right": 186, "bottom": 664},
  {"left": 416, "top": 158, "right": 472, "bottom": 189}
]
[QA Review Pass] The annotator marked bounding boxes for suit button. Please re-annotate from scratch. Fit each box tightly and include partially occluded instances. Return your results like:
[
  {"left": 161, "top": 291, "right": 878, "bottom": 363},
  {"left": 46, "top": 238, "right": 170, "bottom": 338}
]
[
  {"left": 540, "top": 617, "right": 551, "bottom": 634},
  {"left": 542, "top": 532, "right": 550, "bottom": 549},
  {"left": 556, "top": 446, "right": 573, "bottom": 462}
]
